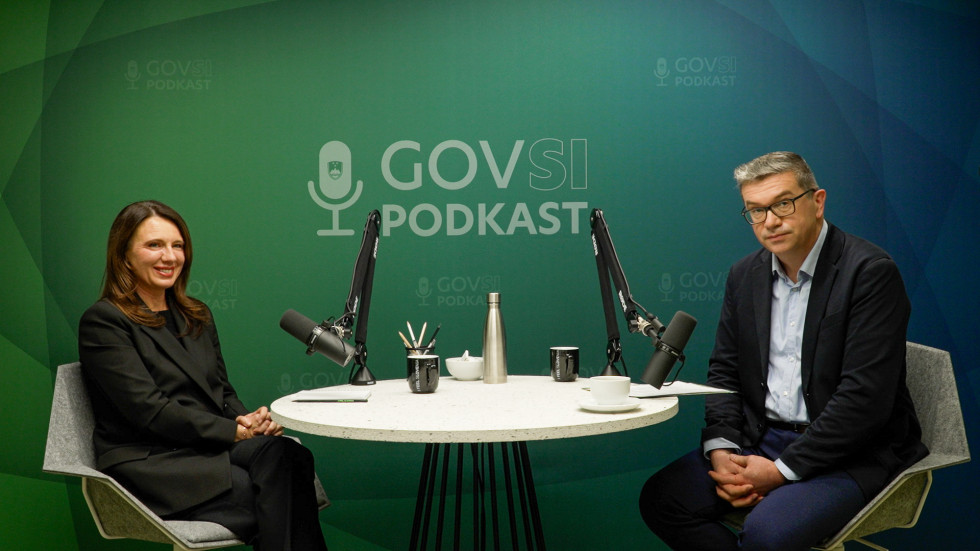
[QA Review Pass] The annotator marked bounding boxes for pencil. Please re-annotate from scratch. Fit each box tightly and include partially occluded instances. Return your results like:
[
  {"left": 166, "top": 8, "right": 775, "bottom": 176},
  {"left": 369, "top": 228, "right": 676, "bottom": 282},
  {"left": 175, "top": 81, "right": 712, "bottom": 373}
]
[
  {"left": 406, "top": 322, "right": 418, "bottom": 347},
  {"left": 398, "top": 331, "right": 413, "bottom": 349}
]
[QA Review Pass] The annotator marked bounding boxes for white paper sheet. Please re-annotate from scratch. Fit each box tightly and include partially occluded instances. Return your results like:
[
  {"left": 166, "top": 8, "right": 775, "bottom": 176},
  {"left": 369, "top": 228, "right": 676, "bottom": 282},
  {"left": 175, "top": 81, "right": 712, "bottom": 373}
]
[{"left": 629, "top": 381, "right": 735, "bottom": 398}]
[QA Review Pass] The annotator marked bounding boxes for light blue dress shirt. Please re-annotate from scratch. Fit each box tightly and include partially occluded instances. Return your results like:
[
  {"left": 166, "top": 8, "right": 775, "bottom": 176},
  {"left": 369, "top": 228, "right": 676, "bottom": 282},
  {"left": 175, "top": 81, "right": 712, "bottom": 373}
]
[{"left": 705, "top": 221, "right": 829, "bottom": 482}]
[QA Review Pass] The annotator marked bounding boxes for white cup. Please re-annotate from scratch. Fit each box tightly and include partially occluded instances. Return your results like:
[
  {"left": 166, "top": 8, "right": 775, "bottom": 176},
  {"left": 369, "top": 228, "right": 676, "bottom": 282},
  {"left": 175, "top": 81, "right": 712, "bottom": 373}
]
[{"left": 590, "top": 375, "right": 631, "bottom": 405}]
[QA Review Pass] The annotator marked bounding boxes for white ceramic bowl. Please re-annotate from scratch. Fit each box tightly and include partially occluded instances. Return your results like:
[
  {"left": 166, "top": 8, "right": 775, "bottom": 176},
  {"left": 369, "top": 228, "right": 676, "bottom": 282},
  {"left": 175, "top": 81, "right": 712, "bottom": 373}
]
[{"left": 445, "top": 356, "right": 484, "bottom": 380}]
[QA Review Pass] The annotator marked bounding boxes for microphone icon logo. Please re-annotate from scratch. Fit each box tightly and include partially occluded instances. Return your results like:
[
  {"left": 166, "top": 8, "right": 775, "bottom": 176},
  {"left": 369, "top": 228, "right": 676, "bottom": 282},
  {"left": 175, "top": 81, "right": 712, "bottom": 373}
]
[
  {"left": 308, "top": 141, "right": 364, "bottom": 236},
  {"left": 277, "top": 373, "right": 293, "bottom": 394},
  {"left": 655, "top": 57, "right": 670, "bottom": 86},
  {"left": 659, "top": 272, "right": 674, "bottom": 301},
  {"left": 125, "top": 60, "right": 140, "bottom": 90},
  {"left": 417, "top": 277, "right": 432, "bottom": 306}
]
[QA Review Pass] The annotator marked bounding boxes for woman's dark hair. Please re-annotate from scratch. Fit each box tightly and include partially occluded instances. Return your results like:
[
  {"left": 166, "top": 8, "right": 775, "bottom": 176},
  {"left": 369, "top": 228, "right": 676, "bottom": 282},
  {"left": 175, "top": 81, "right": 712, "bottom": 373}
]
[{"left": 100, "top": 200, "right": 210, "bottom": 334}]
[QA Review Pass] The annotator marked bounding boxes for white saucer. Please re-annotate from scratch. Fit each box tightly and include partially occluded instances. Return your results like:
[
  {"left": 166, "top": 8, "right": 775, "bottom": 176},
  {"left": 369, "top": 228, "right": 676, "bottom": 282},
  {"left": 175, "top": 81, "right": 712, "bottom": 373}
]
[{"left": 578, "top": 397, "right": 641, "bottom": 413}]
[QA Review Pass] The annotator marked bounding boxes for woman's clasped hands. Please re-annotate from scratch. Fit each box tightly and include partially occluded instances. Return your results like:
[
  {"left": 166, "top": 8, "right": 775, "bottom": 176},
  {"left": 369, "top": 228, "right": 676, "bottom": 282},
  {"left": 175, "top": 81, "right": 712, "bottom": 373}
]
[{"left": 235, "top": 406, "right": 284, "bottom": 441}]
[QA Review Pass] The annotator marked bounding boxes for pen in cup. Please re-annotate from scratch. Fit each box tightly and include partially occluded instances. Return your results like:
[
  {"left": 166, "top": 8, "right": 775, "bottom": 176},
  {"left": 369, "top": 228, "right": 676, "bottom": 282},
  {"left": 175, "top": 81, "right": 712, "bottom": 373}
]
[
  {"left": 401, "top": 324, "right": 436, "bottom": 356},
  {"left": 425, "top": 324, "right": 441, "bottom": 349},
  {"left": 407, "top": 321, "right": 418, "bottom": 348}
]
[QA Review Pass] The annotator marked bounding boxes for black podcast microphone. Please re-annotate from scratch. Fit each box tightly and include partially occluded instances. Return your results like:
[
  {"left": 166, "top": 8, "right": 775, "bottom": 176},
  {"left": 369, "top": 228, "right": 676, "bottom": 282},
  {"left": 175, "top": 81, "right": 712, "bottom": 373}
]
[
  {"left": 280, "top": 309, "right": 356, "bottom": 367},
  {"left": 641, "top": 310, "right": 697, "bottom": 388}
]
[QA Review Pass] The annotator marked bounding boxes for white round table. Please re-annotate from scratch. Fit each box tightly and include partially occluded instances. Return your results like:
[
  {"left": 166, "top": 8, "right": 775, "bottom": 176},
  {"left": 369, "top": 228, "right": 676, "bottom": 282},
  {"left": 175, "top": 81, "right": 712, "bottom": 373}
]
[
  {"left": 271, "top": 375, "right": 679, "bottom": 550},
  {"left": 271, "top": 375, "right": 678, "bottom": 443}
]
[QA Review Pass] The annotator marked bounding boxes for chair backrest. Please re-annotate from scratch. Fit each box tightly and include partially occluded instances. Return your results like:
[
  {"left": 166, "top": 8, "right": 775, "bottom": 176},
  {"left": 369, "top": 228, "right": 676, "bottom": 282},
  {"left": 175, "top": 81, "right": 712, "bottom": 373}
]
[
  {"left": 904, "top": 342, "right": 970, "bottom": 464},
  {"left": 43, "top": 362, "right": 102, "bottom": 477}
]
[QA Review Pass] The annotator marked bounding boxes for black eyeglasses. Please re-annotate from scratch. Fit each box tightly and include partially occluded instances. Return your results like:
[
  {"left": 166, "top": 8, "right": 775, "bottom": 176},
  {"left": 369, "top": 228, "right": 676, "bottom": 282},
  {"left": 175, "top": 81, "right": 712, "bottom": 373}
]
[{"left": 741, "top": 189, "right": 814, "bottom": 225}]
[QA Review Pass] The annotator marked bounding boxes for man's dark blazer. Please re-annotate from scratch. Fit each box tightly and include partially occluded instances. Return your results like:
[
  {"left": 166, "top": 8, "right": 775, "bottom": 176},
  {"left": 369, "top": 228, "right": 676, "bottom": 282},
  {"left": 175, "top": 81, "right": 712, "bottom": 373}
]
[
  {"left": 703, "top": 223, "right": 928, "bottom": 500},
  {"left": 79, "top": 298, "right": 249, "bottom": 516}
]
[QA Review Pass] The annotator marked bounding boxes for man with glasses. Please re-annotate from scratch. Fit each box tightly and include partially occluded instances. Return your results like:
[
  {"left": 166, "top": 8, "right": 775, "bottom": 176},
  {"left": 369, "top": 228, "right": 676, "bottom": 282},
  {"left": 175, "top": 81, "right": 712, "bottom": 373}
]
[{"left": 638, "top": 152, "right": 927, "bottom": 550}]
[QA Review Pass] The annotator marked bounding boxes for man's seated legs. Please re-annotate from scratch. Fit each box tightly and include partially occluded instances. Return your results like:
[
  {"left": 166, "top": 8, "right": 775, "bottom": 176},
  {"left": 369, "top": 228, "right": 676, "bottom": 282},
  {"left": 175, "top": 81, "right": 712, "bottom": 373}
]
[
  {"left": 738, "top": 470, "right": 864, "bottom": 551},
  {"left": 640, "top": 448, "right": 740, "bottom": 551},
  {"left": 640, "top": 430, "right": 867, "bottom": 551}
]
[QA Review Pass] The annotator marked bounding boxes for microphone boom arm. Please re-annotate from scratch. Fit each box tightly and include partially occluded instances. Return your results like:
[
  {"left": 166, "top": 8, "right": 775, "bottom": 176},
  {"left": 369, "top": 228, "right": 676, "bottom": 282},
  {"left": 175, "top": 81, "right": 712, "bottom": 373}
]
[
  {"left": 333, "top": 210, "right": 381, "bottom": 385},
  {"left": 590, "top": 208, "right": 666, "bottom": 376}
]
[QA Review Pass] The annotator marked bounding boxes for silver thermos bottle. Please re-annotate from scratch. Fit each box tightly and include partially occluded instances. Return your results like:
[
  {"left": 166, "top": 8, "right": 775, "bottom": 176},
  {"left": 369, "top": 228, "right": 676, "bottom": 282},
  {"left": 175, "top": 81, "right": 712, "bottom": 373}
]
[{"left": 483, "top": 292, "right": 507, "bottom": 383}]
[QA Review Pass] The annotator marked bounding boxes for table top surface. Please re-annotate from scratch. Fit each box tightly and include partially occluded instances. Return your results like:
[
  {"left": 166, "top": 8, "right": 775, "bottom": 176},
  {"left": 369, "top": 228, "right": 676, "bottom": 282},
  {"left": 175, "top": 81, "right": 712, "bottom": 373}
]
[{"left": 271, "top": 375, "right": 679, "bottom": 443}]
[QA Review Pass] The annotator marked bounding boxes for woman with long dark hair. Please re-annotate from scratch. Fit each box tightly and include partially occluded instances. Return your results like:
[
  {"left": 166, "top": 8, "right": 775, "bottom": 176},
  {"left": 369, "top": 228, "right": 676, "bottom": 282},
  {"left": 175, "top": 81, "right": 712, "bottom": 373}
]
[{"left": 79, "top": 200, "right": 328, "bottom": 551}]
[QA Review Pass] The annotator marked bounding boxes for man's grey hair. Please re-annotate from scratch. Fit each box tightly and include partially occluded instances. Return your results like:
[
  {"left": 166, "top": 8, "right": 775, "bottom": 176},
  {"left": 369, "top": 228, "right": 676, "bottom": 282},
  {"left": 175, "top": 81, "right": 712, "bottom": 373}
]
[{"left": 733, "top": 151, "right": 819, "bottom": 192}]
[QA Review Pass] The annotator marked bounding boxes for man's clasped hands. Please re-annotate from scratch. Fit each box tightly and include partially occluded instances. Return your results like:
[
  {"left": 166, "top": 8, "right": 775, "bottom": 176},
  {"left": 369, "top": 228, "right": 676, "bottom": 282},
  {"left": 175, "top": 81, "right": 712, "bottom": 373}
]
[{"left": 708, "top": 449, "right": 788, "bottom": 508}]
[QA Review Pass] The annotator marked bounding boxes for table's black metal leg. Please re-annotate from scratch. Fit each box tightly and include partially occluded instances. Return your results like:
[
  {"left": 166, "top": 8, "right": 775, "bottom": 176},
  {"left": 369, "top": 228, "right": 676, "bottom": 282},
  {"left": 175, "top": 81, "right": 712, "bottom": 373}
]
[
  {"left": 453, "top": 444, "right": 464, "bottom": 550},
  {"left": 488, "top": 443, "right": 501, "bottom": 551},
  {"left": 516, "top": 441, "right": 546, "bottom": 550},
  {"left": 420, "top": 443, "right": 442, "bottom": 550},
  {"left": 411, "top": 440, "right": 545, "bottom": 550},
  {"left": 435, "top": 444, "right": 452, "bottom": 548},
  {"left": 499, "top": 443, "right": 520, "bottom": 549},
  {"left": 509, "top": 443, "right": 534, "bottom": 549},
  {"left": 411, "top": 443, "right": 436, "bottom": 550},
  {"left": 472, "top": 443, "right": 486, "bottom": 551}
]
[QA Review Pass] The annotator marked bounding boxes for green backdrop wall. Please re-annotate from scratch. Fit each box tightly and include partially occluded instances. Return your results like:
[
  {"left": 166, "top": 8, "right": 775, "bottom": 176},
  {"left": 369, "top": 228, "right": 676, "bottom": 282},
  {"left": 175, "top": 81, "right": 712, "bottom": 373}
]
[{"left": 2, "top": 1, "right": 977, "bottom": 549}]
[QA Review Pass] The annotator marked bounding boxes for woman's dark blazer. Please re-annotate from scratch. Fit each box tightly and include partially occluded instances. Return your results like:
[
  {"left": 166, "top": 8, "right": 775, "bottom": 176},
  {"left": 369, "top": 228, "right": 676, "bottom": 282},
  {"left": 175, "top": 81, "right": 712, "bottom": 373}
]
[
  {"left": 79, "top": 298, "right": 249, "bottom": 516},
  {"left": 703, "top": 224, "right": 928, "bottom": 500}
]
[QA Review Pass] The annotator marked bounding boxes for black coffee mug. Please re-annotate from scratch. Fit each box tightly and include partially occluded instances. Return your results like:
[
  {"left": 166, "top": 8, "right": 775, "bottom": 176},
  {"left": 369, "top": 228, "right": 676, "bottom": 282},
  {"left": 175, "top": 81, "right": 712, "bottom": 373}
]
[
  {"left": 407, "top": 355, "right": 440, "bottom": 393},
  {"left": 550, "top": 346, "right": 579, "bottom": 381}
]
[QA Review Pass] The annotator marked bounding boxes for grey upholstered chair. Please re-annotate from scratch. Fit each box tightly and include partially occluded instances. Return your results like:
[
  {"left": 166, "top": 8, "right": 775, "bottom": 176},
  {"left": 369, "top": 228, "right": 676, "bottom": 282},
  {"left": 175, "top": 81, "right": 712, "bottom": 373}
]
[
  {"left": 43, "top": 362, "right": 329, "bottom": 551},
  {"left": 724, "top": 342, "right": 971, "bottom": 550}
]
